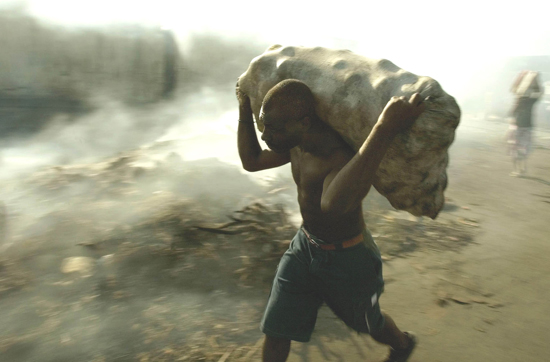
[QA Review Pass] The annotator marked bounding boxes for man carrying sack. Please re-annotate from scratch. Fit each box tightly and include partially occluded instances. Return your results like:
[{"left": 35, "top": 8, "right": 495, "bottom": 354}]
[{"left": 236, "top": 79, "right": 425, "bottom": 362}]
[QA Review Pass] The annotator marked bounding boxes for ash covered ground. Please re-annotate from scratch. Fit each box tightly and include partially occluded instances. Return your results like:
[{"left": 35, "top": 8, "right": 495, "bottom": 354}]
[{"left": 0, "top": 133, "right": 478, "bottom": 361}]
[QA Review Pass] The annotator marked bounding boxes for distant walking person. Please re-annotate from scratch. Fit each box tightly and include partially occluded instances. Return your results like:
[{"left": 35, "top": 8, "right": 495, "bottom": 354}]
[{"left": 508, "top": 71, "right": 543, "bottom": 176}]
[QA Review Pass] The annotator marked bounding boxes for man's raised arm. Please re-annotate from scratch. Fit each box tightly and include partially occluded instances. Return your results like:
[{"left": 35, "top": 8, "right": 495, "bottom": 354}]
[
  {"left": 320, "top": 94, "right": 426, "bottom": 215},
  {"left": 236, "top": 86, "right": 290, "bottom": 172}
]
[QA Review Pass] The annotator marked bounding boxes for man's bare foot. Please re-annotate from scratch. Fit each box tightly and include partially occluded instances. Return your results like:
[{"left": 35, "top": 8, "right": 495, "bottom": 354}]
[{"left": 384, "top": 331, "right": 417, "bottom": 362}]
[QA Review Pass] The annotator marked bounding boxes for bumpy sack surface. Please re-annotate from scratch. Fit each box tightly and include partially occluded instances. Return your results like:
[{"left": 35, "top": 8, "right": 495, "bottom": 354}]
[{"left": 238, "top": 45, "right": 460, "bottom": 218}]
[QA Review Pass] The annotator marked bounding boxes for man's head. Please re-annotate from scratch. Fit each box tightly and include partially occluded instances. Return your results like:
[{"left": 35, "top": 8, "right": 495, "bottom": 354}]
[{"left": 259, "top": 79, "right": 316, "bottom": 153}]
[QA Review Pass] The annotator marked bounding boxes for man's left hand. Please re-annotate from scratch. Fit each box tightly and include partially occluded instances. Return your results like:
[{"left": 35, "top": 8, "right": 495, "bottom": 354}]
[{"left": 376, "top": 93, "right": 426, "bottom": 136}]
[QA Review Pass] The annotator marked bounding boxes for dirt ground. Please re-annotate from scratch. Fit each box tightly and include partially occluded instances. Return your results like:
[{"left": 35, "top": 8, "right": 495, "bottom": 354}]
[
  {"left": 1, "top": 116, "right": 549, "bottom": 361},
  {"left": 285, "top": 118, "right": 550, "bottom": 362}
]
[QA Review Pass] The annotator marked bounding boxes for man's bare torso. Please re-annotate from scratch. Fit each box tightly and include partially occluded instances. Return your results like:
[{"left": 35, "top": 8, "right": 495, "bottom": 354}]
[{"left": 289, "top": 129, "right": 365, "bottom": 242}]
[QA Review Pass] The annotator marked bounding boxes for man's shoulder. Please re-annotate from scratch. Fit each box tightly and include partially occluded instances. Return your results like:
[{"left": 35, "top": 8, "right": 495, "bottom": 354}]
[{"left": 324, "top": 127, "right": 355, "bottom": 155}]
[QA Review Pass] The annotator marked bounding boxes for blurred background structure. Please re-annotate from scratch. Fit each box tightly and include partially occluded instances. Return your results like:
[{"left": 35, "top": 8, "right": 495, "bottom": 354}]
[{"left": 0, "top": 15, "right": 178, "bottom": 138}]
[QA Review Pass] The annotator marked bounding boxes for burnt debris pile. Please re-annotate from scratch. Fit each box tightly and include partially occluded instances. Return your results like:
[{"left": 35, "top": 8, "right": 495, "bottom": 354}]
[{"left": 0, "top": 140, "right": 478, "bottom": 361}]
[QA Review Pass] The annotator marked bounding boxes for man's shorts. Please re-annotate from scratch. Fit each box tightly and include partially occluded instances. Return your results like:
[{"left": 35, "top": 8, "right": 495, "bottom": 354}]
[{"left": 260, "top": 227, "right": 385, "bottom": 342}]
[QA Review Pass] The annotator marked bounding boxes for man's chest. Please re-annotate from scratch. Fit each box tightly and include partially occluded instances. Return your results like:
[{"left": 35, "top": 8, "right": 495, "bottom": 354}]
[{"left": 290, "top": 150, "right": 336, "bottom": 191}]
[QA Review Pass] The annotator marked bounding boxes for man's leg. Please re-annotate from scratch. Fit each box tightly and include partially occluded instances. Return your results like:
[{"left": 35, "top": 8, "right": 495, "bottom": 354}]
[
  {"left": 511, "top": 155, "right": 521, "bottom": 176},
  {"left": 370, "top": 311, "right": 412, "bottom": 350},
  {"left": 521, "top": 157, "right": 528, "bottom": 175},
  {"left": 260, "top": 230, "right": 320, "bottom": 361},
  {"left": 263, "top": 335, "right": 291, "bottom": 362}
]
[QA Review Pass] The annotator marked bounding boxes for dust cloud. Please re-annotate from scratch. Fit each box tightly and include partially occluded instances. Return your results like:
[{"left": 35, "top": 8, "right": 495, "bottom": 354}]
[
  {"left": 0, "top": 7, "right": 300, "bottom": 361},
  {"left": 0, "top": 6, "right": 285, "bottom": 240}
]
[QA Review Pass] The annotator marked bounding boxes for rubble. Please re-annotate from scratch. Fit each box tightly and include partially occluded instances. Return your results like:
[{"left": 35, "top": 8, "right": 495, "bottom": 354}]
[
  {"left": 365, "top": 210, "right": 476, "bottom": 257},
  {"left": 60, "top": 257, "right": 95, "bottom": 277},
  {"left": 434, "top": 275, "right": 499, "bottom": 310},
  {"left": 0, "top": 259, "right": 30, "bottom": 295},
  {"left": 0, "top": 139, "right": 480, "bottom": 361},
  {"left": 0, "top": 201, "right": 6, "bottom": 245}
]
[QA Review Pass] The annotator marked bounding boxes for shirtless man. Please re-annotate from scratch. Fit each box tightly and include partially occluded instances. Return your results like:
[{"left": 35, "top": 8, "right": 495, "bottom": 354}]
[{"left": 236, "top": 79, "right": 425, "bottom": 362}]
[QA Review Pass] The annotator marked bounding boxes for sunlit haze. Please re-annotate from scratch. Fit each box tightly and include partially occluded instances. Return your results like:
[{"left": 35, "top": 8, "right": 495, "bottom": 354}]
[
  {"left": 2, "top": 0, "right": 548, "bottom": 97},
  {"left": 1, "top": 1, "right": 550, "bottom": 361}
]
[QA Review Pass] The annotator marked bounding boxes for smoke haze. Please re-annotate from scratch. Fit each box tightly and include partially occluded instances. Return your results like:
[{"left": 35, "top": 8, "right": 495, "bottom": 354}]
[{"left": 0, "top": 2, "right": 549, "bottom": 361}]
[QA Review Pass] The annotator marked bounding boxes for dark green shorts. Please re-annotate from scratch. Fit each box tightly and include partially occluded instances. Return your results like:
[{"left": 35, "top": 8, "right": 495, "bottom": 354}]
[{"left": 260, "top": 227, "right": 385, "bottom": 342}]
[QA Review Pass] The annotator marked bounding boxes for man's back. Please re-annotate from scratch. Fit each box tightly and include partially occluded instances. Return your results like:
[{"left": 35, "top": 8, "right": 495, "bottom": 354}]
[{"left": 514, "top": 96, "right": 539, "bottom": 128}]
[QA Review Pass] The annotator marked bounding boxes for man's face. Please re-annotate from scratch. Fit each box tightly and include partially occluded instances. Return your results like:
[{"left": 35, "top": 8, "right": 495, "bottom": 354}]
[{"left": 260, "top": 108, "right": 304, "bottom": 153}]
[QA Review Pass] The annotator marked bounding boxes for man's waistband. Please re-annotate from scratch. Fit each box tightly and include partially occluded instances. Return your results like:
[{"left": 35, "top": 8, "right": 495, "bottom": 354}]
[{"left": 301, "top": 226, "right": 364, "bottom": 251}]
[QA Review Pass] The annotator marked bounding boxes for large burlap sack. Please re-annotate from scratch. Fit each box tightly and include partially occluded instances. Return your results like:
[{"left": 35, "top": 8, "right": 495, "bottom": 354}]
[{"left": 238, "top": 45, "right": 461, "bottom": 218}]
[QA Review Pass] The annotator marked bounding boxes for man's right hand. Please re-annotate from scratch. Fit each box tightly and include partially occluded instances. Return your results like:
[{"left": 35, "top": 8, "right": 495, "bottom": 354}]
[
  {"left": 236, "top": 82, "right": 290, "bottom": 172},
  {"left": 376, "top": 93, "right": 426, "bottom": 136},
  {"left": 236, "top": 82, "right": 251, "bottom": 111}
]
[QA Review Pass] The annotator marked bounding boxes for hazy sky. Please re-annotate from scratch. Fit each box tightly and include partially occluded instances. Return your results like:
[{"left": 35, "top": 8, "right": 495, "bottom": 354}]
[
  {"left": 6, "top": 0, "right": 548, "bottom": 54},
  {"left": 2, "top": 0, "right": 549, "bottom": 96}
]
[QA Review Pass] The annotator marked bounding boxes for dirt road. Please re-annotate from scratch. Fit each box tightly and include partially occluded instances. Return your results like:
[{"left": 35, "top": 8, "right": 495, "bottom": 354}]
[{"left": 286, "top": 118, "right": 550, "bottom": 361}]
